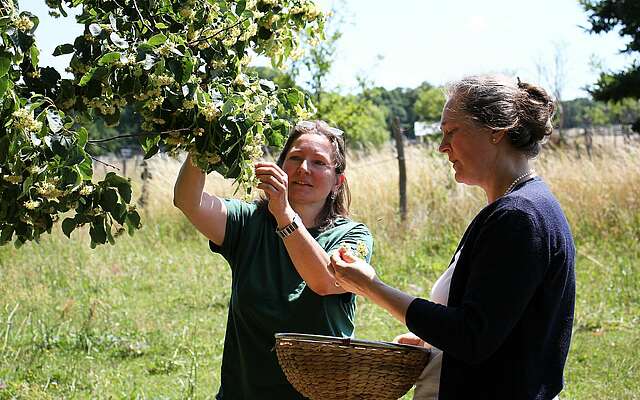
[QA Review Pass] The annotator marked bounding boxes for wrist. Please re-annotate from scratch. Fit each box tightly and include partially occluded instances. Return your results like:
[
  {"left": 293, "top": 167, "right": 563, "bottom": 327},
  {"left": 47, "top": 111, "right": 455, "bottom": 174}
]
[
  {"left": 275, "top": 207, "right": 297, "bottom": 229},
  {"left": 275, "top": 212, "right": 301, "bottom": 239}
]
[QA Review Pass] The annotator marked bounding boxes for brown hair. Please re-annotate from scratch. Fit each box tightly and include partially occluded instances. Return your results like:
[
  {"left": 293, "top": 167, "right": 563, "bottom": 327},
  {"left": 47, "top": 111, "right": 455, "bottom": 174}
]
[
  {"left": 258, "top": 120, "right": 351, "bottom": 230},
  {"left": 445, "top": 75, "right": 555, "bottom": 157}
]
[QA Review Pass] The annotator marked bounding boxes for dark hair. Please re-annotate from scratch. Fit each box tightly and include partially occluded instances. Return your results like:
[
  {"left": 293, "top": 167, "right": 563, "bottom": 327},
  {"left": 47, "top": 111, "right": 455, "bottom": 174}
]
[
  {"left": 258, "top": 120, "right": 350, "bottom": 230},
  {"left": 445, "top": 75, "right": 555, "bottom": 157}
]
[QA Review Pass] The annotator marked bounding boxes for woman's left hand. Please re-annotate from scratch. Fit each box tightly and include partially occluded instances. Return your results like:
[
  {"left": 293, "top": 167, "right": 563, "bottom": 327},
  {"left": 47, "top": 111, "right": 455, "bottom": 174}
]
[
  {"left": 255, "top": 162, "right": 293, "bottom": 222},
  {"left": 330, "top": 248, "right": 378, "bottom": 296}
]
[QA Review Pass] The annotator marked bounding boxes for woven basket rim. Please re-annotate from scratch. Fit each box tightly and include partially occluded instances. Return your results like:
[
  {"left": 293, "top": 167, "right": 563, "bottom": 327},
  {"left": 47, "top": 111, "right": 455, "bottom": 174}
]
[{"left": 275, "top": 332, "right": 430, "bottom": 353}]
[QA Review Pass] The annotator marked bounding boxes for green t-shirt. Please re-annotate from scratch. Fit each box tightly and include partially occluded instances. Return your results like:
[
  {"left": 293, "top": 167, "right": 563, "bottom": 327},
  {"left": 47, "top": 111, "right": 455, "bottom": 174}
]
[{"left": 209, "top": 199, "right": 373, "bottom": 400}]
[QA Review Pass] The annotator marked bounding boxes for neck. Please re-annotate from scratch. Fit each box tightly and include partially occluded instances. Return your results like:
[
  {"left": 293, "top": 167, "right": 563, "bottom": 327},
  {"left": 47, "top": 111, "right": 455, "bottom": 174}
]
[
  {"left": 291, "top": 201, "right": 325, "bottom": 228},
  {"left": 485, "top": 157, "right": 532, "bottom": 203}
]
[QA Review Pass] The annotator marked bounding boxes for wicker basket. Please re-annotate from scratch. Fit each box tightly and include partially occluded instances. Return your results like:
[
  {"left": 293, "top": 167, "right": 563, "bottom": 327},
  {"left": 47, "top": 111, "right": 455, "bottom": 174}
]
[{"left": 275, "top": 333, "right": 431, "bottom": 400}]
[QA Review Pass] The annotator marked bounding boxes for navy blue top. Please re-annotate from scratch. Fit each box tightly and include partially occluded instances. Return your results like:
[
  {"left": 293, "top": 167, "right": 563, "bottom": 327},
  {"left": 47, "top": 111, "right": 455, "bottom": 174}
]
[{"left": 406, "top": 177, "right": 576, "bottom": 400}]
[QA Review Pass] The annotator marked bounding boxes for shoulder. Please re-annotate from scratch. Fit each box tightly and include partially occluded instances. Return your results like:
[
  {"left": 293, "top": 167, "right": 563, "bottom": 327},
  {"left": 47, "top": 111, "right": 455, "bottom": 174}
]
[
  {"left": 221, "top": 198, "right": 269, "bottom": 223},
  {"left": 481, "top": 178, "right": 570, "bottom": 239},
  {"left": 326, "top": 217, "right": 372, "bottom": 236}
]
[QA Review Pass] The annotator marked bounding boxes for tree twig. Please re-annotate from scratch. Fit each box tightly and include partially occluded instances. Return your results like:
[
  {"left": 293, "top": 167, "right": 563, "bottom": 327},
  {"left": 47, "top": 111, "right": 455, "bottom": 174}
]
[
  {"left": 87, "top": 128, "right": 192, "bottom": 144},
  {"left": 188, "top": 17, "right": 250, "bottom": 45},
  {"left": 132, "top": 0, "right": 155, "bottom": 33},
  {"left": 90, "top": 156, "right": 120, "bottom": 171},
  {"left": 88, "top": 132, "right": 156, "bottom": 144}
]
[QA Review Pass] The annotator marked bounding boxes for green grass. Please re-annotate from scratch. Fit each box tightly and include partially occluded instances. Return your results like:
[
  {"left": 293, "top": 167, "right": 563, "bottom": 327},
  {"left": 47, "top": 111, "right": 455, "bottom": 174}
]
[{"left": 1, "top": 144, "right": 639, "bottom": 399}]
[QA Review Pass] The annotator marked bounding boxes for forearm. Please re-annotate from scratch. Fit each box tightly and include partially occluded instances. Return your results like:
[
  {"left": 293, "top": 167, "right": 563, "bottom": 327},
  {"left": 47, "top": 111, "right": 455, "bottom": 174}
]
[
  {"left": 282, "top": 226, "right": 342, "bottom": 295},
  {"left": 362, "top": 278, "right": 416, "bottom": 324},
  {"left": 276, "top": 211, "right": 341, "bottom": 295},
  {"left": 173, "top": 154, "right": 206, "bottom": 210}
]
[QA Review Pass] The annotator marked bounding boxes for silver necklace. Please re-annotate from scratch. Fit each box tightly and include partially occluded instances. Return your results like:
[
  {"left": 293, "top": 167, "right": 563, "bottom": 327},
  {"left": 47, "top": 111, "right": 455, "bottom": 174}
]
[{"left": 504, "top": 169, "right": 535, "bottom": 196}]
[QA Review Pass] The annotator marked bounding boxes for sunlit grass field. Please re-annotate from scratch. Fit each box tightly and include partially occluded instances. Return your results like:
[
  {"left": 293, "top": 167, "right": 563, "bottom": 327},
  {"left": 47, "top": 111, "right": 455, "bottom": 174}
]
[{"left": 1, "top": 139, "right": 639, "bottom": 399}]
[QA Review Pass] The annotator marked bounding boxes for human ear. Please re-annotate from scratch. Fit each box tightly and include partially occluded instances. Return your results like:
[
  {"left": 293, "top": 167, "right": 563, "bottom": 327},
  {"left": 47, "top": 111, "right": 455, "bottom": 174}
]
[{"left": 335, "top": 174, "right": 346, "bottom": 189}]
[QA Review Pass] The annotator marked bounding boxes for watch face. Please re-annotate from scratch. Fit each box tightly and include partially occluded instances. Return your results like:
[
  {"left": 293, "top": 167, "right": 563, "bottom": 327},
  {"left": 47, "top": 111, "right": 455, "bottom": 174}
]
[{"left": 277, "top": 214, "right": 300, "bottom": 238}]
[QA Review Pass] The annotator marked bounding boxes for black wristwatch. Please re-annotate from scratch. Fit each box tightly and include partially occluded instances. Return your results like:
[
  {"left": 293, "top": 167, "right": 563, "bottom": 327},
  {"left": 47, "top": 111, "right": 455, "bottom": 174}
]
[{"left": 276, "top": 213, "right": 301, "bottom": 239}]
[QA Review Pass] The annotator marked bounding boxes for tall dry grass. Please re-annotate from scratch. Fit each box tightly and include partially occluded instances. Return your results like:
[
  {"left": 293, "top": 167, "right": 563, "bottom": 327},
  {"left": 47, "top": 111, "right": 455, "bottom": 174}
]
[
  {"left": 104, "top": 140, "right": 640, "bottom": 247},
  {"left": 1, "top": 140, "right": 638, "bottom": 399}
]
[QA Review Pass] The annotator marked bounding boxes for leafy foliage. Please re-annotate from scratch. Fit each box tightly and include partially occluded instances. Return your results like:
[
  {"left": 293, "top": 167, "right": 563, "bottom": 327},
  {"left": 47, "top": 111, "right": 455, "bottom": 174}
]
[
  {"left": 0, "top": 0, "right": 324, "bottom": 247},
  {"left": 317, "top": 92, "right": 388, "bottom": 150},
  {"left": 413, "top": 85, "right": 446, "bottom": 123},
  {"left": 581, "top": 0, "right": 640, "bottom": 132}
]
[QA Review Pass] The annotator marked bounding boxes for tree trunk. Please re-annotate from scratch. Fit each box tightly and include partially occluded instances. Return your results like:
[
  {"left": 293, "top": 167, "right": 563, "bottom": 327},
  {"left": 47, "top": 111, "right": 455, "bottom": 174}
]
[{"left": 392, "top": 117, "right": 407, "bottom": 222}]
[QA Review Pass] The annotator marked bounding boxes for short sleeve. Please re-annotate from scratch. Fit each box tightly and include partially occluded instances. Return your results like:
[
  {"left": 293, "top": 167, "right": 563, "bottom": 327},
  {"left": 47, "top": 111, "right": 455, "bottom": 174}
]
[
  {"left": 209, "top": 199, "right": 257, "bottom": 263},
  {"left": 325, "top": 222, "right": 374, "bottom": 263}
]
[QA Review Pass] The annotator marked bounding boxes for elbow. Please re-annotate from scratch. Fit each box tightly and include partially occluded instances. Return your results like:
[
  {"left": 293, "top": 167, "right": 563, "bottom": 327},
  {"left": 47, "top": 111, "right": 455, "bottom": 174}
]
[
  {"left": 449, "top": 338, "right": 496, "bottom": 365},
  {"left": 307, "top": 281, "right": 335, "bottom": 296}
]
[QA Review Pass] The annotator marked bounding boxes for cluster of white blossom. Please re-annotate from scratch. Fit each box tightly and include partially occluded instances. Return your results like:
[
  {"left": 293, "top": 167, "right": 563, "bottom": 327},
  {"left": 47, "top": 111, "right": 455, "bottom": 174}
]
[
  {"left": 201, "top": 102, "right": 222, "bottom": 122},
  {"left": 24, "top": 200, "right": 41, "bottom": 210},
  {"left": 290, "top": 2, "right": 321, "bottom": 21},
  {"left": 13, "top": 15, "right": 34, "bottom": 32},
  {"left": 3, "top": 175, "right": 23, "bottom": 184},
  {"left": 79, "top": 184, "right": 94, "bottom": 196},
  {"left": 35, "top": 181, "right": 63, "bottom": 199},
  {"left": 12, "top": 108, "right": 42, "bottom": 134}
]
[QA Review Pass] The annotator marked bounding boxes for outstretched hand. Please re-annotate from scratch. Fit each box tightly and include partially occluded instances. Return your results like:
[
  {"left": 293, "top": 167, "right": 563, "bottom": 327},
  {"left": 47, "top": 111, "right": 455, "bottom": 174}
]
[
  {"left": 330, "top": 247, "right": 378, "bottom": 296},
  {"left": 392, "top": 332, "right": 431, "bottom": 349},
  {"left": 255, "top": 162, "right": 293, "bottom": 222}
]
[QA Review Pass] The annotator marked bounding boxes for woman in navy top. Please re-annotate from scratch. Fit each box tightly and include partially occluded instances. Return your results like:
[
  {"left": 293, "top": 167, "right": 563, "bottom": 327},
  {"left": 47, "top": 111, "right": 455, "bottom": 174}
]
[{"left": 331, "top": 75, "right": 576, "bottom": 400}]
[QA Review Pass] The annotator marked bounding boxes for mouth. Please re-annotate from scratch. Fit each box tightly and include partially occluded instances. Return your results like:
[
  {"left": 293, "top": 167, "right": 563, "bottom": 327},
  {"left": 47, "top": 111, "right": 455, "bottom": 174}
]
[{"left": 292, "top": 181, "right": 313, "bottom": 187}]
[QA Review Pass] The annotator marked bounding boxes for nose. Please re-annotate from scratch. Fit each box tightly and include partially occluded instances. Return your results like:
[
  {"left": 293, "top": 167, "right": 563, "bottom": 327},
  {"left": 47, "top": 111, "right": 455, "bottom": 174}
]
[
  {"left": 438, "top": 135, "right": 450, "bottom": 154},
  {"left": 298, "top": 159, "right": 310, "bottom": 173}
]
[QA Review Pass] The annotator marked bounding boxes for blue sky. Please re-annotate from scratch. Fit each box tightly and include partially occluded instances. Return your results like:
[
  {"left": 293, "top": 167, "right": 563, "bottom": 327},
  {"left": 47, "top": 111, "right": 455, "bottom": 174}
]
[{"left": 25, "top": 0, "right": 634, "bottom": 100}]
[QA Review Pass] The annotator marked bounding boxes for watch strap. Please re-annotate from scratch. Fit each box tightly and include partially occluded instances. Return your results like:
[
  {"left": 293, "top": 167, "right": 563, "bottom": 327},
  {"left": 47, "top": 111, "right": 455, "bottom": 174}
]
[{"left": 276, "top": 214, "right": 300, "bottom": 239}]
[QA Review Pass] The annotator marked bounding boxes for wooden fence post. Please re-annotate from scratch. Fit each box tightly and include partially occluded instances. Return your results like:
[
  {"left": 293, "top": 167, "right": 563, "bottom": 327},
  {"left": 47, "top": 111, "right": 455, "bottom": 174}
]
[{"left": 392, "top": 117, "right": 407, "bottom": 222}]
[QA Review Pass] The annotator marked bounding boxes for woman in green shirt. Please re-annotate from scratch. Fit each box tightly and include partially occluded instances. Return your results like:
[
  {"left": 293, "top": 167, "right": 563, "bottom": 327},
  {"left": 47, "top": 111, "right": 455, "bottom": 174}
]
[{"left": 174, "top": 120, "right": 373, "bottom": 399}]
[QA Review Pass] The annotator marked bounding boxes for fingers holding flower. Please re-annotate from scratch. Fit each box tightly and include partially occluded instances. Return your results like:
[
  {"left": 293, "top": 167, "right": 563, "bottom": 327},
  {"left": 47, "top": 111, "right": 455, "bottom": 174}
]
[
  {"left": 255, "top": 162, "right": 291, "bottom": 218},
  {"left": 330, "top": 247, "right": 378, "bottom": 296}
]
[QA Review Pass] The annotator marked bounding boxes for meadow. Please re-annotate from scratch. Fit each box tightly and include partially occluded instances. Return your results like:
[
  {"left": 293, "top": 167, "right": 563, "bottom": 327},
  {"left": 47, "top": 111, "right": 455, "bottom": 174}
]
[{"left": 1, "top": 139, "right": 639, "bottom": 399}]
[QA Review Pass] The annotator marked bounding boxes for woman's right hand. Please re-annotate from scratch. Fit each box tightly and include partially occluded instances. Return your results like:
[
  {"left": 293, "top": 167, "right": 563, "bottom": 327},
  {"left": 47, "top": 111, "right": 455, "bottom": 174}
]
[{"left": 393, "top": 332, "right": 431, "bottom": 349}]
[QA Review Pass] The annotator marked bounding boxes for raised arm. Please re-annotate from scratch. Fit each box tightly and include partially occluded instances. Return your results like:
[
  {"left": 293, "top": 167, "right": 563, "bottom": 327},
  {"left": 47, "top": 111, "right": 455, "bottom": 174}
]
[
  {"left": 173, "top": 154, "right": 227, "bottom": 245},
  {"left": 255, "top": 162, "right": 356, "bottom": 296}
]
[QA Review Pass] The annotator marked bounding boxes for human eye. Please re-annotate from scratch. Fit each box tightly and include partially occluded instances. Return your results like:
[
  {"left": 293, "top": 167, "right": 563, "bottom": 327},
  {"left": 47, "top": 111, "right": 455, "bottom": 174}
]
[
  {"left": 313, "top": 159, "right": 328, "bottom": 167},
  {"left": 288, "top": 155, "right": 303, "bottom": 162}
]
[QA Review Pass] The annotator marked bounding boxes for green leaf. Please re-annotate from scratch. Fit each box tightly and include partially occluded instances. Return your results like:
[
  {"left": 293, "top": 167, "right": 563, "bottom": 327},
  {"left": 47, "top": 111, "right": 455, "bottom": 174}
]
[
  {"left": 89, "top": 218, "right": 107, "bottom": 244},
  {"left": 0, "top": 135, "right": 8, "bottom": 163},
  {"left": 0, "top": 225, "right": 14, "bottom": 245},
  {"left": 143, "top": 144, "right": 159, "bottom": 159},
  {"left": 97, "top": 51, "right": 121, "bottom": 66},
  {"left": 111, "top": 203, "right": 127, "bottom": 224},
  {"left": 22, "top": 176, "right": 33, "bottom": 197},
  {"left": 100, "top": 188, "right": 119, "bottom": 212},
  {"left": 77, "top": 127, "right": 88, "bottom": 147},
  {"left": 65, "top": 146, "right": 85, "bottom": 166},
  {"left": 79, "top": 67, "right": 96, "bottom": 86},
  {"left": 46, "top": 109, "right": 63, "bottom": 133},
  {"left": 115, "top": 183, "right": 132, "bottom": 203},
  {"left": 89, "top": 23, "right": 102, "bottom": 36},
  {"left": 286, "top": 89, "right": 302, "bottom": 106},
  {"left": 76, "top": 155, "right": 93, "bottom": 180},
  {"left": 105, "top": 172, "right": 129, "bottom": 187},
  {"left": 0, "top": 52, "right": 11, "bottom": 77},
  {"left": 181, "top": 56, "right": 193, "bottom": 83},
  {"left": 110, "top": 32, "right": 129, "bottom": 49},
  {"left": 0, "top": 77, "right": 10, "bottom": 99},
  {"left": 126, "top": 211, "right": 141, "bottom": 235},
  {"left": 62, "top": 217, "right": 76, "bottom": 238},
  {"left": 147, "top": 33, "right": 167, "bottom": 46},
  {"left": 29, "top": 45, "right": 39, "bottom": 69}
]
